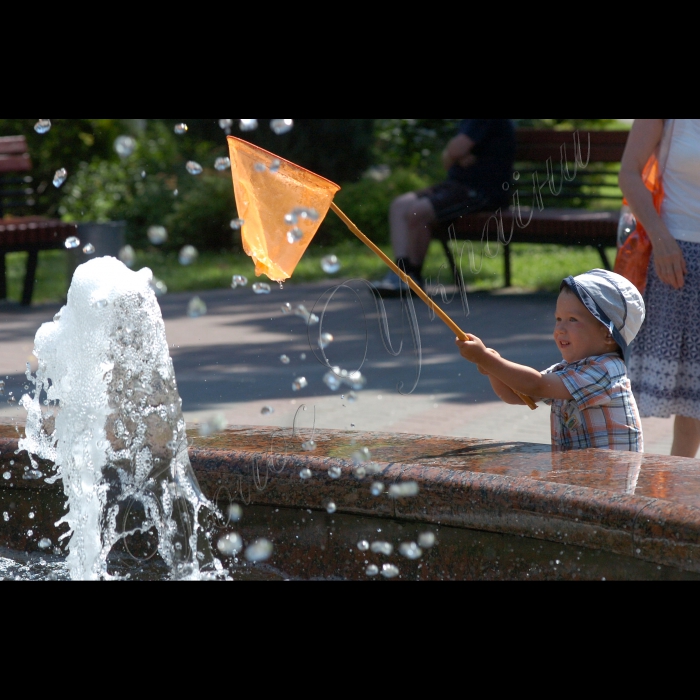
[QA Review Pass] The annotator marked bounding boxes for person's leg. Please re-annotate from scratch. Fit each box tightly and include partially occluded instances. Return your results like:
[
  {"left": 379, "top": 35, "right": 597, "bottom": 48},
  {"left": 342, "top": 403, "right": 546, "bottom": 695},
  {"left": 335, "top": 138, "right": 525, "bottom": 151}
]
[
  {"left": 389, "top": 192, "right": 436, "bottom": 271},
  {"left": 671, "top": 415, "right": 700, "bottom": 457}
]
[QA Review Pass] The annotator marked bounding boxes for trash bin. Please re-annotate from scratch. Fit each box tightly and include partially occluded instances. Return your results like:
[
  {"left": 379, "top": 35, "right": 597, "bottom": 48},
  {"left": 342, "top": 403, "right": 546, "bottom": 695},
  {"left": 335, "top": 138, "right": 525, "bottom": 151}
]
[{"left": 67, "top": 221, "right": 126, "bottom": 281}]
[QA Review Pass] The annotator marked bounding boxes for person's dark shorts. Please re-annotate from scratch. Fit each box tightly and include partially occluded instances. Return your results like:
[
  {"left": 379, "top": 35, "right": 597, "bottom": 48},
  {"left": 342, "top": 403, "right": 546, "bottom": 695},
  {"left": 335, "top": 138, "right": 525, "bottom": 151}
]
[{"left": 416, "top": 180, "right": 501, "bottom": 223}]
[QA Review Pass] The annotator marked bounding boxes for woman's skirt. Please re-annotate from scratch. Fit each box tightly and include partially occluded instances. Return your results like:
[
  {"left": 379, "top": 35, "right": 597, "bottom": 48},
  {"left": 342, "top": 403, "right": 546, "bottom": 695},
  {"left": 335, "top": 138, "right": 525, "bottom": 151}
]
[{"left": 628, "top": 239, "right": 700, "bottom": 419}]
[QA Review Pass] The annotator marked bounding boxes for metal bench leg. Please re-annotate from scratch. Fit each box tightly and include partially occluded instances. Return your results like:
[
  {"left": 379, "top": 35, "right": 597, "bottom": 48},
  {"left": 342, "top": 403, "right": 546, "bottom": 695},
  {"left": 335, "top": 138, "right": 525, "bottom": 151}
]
[
  {"left": 503, "top": 243, "right": 512, "bottom": 287},
  {"left": 598, "top": 246, "right": 612, "bottom": 271},
  {"left": 0, "top": 253, "right": 6, "bottom": 300},
  {"left": 21, "top": 249, "right": 39, "bottom": 306}
]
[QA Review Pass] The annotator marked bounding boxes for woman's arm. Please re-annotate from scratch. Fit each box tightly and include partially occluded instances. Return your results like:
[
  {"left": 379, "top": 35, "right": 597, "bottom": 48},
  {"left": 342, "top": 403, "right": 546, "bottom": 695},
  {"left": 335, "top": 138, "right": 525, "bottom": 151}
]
[{"left": 618, "top": 119, "right": 687, "bottom": 289}]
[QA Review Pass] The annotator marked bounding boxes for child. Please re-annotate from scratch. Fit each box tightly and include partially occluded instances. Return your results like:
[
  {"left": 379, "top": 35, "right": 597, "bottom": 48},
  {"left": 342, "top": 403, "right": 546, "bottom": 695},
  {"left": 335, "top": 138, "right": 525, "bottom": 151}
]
[{"left": 456, "top": 269, "right": 646, "bottom": 452}]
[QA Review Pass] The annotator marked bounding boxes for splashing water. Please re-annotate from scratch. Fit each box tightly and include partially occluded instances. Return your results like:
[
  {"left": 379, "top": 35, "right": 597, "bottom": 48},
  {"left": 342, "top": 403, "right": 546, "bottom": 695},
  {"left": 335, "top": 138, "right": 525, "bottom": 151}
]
[
  {"left": 34, "top": 119, "right": 51, "bottom": 134},
  {"left": 270, "top": 119, "right": 293, "bottom": 135},
  {"left": 18, "top": 257, "right": 217, "bottom": 580},
  {"left": 53, "top": 168, "right": 67, "bottom": 188}
]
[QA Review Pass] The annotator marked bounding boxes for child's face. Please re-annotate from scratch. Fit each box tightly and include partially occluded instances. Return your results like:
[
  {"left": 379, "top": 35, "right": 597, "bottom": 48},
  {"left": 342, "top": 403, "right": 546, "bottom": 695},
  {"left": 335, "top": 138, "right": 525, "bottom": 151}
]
[{"left": 553, "top": 289, "right": 615, "bottom": 363}]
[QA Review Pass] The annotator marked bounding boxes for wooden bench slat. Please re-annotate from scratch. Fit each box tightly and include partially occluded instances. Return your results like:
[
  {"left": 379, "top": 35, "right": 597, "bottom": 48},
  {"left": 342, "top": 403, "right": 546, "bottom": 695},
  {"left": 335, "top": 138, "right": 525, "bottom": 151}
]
[
  {"left": 0, "top": 154, "right": 32, "bottom": 172},
  {"left": 0, "top": 135, "right": 28, "bottom": 154}
]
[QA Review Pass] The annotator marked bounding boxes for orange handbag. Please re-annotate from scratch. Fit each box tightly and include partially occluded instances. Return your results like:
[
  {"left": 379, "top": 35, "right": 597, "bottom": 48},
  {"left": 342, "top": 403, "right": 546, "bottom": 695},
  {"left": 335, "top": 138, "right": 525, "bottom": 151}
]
[{"left": 613, "top": 135, "right": 667, "bottom": 295}]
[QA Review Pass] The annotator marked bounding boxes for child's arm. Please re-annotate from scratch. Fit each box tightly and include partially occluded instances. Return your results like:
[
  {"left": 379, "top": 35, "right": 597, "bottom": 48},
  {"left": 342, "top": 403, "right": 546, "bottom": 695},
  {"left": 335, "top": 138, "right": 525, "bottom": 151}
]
[
  {"left": 456, "top": 335, "right": 572, "bottom": 401},
  {"left": 475, "top": 349, "right": 528, "bottom": 405}
]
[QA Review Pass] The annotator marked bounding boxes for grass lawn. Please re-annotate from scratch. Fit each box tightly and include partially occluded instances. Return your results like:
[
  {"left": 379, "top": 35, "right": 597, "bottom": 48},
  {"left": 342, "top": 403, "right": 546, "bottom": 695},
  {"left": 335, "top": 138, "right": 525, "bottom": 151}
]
[{"left": 4, "top": 240, "right": 618, "bottom": 305}]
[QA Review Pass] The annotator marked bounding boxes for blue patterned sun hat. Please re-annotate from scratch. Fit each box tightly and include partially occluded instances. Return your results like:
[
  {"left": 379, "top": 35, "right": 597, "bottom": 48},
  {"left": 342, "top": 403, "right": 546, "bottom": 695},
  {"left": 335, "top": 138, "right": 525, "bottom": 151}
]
[{"left": 561, "top": 269, "right": 646, "bottom": 354}]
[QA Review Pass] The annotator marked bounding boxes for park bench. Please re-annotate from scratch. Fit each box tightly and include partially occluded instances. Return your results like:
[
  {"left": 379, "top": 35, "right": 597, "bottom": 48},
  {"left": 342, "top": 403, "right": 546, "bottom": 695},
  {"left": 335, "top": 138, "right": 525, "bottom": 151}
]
[
  {"left": 0, "top": 135, "right": 77, "bottom": 305},
  {"left": 432, "top": 129, "right": 629, "bottom": 288}
]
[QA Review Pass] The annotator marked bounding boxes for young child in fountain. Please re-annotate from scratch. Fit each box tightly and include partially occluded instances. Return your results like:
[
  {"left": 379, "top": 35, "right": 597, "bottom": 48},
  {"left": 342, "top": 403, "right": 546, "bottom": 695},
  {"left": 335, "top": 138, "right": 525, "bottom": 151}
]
[{"left": 456, "top": 269, "right": 646, "bottom": 452}]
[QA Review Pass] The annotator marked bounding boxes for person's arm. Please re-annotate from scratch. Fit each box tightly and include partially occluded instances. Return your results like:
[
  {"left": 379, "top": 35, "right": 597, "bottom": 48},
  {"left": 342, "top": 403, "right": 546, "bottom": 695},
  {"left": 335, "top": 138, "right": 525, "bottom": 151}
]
[
  {"left": 456, "top": 335, "right": 572, "bottom": 400},
  {"left": 442, "top": 133, "right": 476, "bottom": 170},
  {"left": 618, "top": 119, "right": 686, "bottom": 289},
  {"left": 474, "top": 348, "right": 527, "bottom": 404}
]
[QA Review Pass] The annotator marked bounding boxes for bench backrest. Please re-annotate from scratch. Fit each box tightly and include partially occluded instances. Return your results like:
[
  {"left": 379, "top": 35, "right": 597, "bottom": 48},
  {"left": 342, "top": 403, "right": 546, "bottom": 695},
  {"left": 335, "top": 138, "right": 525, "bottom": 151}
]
[
  {"left": 0, "top": 135, "right": 35, "bottom": 217},
  {"left": 513, "top": 129, "right": 629, "bottom": 209}
]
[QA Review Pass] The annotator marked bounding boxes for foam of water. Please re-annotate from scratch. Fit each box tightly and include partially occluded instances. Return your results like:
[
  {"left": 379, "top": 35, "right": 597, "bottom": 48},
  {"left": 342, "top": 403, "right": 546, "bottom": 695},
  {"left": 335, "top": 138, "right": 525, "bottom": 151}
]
[{"left": 19, "top": 257, "right": 217, "bottom": 580}]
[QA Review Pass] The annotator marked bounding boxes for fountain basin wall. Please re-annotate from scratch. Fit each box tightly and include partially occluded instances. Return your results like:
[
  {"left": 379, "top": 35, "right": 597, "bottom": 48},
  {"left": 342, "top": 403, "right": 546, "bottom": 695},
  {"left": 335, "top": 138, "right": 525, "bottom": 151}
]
[{"left": 2, "top": 422, "right": 700, "bottom": 577}]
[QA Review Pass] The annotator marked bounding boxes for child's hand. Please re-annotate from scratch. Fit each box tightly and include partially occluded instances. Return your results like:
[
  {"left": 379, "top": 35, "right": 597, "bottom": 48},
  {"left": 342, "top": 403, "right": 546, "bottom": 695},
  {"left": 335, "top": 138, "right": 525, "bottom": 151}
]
[{"left": 455, "top": 334, "right": 489, "bottom": 364}]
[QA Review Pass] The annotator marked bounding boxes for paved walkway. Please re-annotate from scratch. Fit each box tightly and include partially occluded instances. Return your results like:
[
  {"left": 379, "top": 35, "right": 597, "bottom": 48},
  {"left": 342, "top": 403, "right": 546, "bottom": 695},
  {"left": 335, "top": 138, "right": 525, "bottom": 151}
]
[{"left": 0, "top": 280, "right": 676, "bottom": 455}]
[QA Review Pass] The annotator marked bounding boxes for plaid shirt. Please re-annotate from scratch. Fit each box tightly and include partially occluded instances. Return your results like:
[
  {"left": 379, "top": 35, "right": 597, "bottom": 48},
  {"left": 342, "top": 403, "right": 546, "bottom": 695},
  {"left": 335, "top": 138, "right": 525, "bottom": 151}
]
[{"left": 543, "top": 354, "right": 643, "bottom": 452}]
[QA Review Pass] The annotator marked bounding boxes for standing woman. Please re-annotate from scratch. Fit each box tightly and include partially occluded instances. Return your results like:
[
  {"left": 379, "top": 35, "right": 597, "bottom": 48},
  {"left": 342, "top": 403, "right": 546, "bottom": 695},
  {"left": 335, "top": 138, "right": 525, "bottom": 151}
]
[{"left": 619, "top": 119, "right": 700, "bottom": 457}]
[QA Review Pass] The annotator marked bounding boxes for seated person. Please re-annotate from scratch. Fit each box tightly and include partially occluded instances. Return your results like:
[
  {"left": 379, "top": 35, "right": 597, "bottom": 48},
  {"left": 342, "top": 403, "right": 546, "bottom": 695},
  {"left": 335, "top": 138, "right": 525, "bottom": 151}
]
[{"left": 375, "top": 119, "right": 516, "bottom": 295}]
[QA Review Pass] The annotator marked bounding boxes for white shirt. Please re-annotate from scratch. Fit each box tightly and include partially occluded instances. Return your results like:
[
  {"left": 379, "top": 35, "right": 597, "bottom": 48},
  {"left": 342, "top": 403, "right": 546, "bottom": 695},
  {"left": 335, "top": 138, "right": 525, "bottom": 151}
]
[{"left": 661, "top": 119, "right": 700, "bottom": 243}]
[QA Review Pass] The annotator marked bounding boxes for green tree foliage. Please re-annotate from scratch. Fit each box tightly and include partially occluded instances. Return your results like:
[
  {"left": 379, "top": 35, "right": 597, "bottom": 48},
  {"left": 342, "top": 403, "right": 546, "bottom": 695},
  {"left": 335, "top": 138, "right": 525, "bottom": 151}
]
[{"left": 0, "top": 118, "right": 123, "bottom": 217}]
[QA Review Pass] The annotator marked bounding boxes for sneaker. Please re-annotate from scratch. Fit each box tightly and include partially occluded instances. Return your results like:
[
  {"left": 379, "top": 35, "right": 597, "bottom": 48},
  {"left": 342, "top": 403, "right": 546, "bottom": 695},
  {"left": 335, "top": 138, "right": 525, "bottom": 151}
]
[{"left": 372, "top": 269, "right": 424, "bottom": 298}]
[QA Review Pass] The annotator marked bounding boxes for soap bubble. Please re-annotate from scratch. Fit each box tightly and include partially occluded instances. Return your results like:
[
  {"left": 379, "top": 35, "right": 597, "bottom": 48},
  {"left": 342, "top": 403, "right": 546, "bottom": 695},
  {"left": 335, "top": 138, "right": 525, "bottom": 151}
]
[
  {"left": 326, "top": 501, "right": 336, "bottom": 514},
  {"left": 38, "top": 538, "right": 52, "bottom": 549},
  {"left": 214, "top": 156, "right": 231, "bottom": 171},
  {"left": 388, "top": 481, "right": 419, "bottom": 498},
  {"left": 174, "top": 123, "right": 188, "bottom": 135},
  {"left": 370, "top": 482, "right": 384, "bottom": 496},
  {"left": 82, "top": 243, "right": 95, "bottom": 254},
  {"left": 370, "top": 541, "right": 393, "bottom": 555},
  {"left": 399, "top": 542, "right": 423, "bottom": 560},
  {"left": 293, "top": 304, "right": 319, "bottom": 325},
  {"left": 64, "top": 236, "right": 80, "bottom": 249},
  {"left": 2, "top": 472, "right": 9, "bottom": 480},
  {"left": 270, "top": 159, "right": 281, "bottom": 173},
  {"left": 328, "top": 465, "right": 342, "bottom": 479},
  {"left": 281, "top": 303, "right": 292, "bottom": 314},
  {"left": 217, "top": 532, "right": 243, "bottom": 556},
  {"left": 353, "top": 465, "right": 367, "bottom": 479},
  {"left": 299, "top": 467, "right": 313, "bottom": 478},
  {"left": 227, "top": 504, "right": 242, "bottom": 522},
  {"left": 118, "top": 245, "right": 135, "bottom": 268},
  {"left": 219, "top": 118, "right": 233, "bottom": 132},
  {"left": 244, "top": 538, "right": 273, "bottom": 562},
  {"left": 418, "top": 532, "right": 436, "bottom": 549},
  {"left": 319, "top": 332, "right": 333, "bottom": 349},
  {"left": 239, "top": 119, "right": 258, "bottom": 132},
  {"left": 287, "top": 227, "right": 303, "bottom": 244},
  {"left": 254, "top": 162, "right": 266, "bottom": 173},
  {"left": 186, "top": 161, "right": 203, "bottom": 175},
  {"left": 301, "top": 441, "right": 317, "bottom": 452},
  {"left": 284, "top": 212, "right": 298, "bottom": 225},
  {"left": 279, "top": 354, "right": 290, "bottom": 364},
  {"left": 260, "top": 405, "right": 274, "bottom": 415},
  {"left": 230, "top": 218, "right": 244, "bottom": 230},
  {"left": 187, "top": 296, "right": 207, "bottom": 318},
  {"left": 321, "top": 255, "right": 341, "bottom": 274},
  {"left": 179, "top": 245, "right": 198, "bottom": 265},
  {"left": 150, "top": 278, "right": 167, "bottom": 296},
  {"left": 231, "top": 274, "right": 248, "bottom": 287},
  {"left": 381, "top": 563, "right": 399, "bottom": 579},
  {"left": 357, "top": 540, "right": 370, "bottom": 552},
  {"left": 2, "top": 513, "right": 7, "bottom": 521},
  {"left": 271, "top": 119, "right": 294, "bottom": 135},
  {"left": 147, "top": 225, "right": 168, "bottom": 245},
  {"left": 292, "top": 377, "right": 308, "bottom": 391},
  {"left": 252, "top": 282, "right": 271, "bottom": 294},
  {"left": 34, "top": 119, "right": 51, "bottom": 134},
  {"left": 53, "top": 168, "right": 67, "bottom": 188},
  {"left": 300, "top": 353, "right": 306, "bottom": 360},
  {"left": 198, "top": 413, "right": 227, "bottom": 436},
  {"left": 28, "top": 512, "right": 35, "bottom": 519},
  {"left": 366, "top": 564, "right": 379, "bottom": 576},
  {"left": 347, "top": 391, "right": 358, "bottom": 403},
  {"left": 114, "top": 135, "right": 136, "bottom": 157}
]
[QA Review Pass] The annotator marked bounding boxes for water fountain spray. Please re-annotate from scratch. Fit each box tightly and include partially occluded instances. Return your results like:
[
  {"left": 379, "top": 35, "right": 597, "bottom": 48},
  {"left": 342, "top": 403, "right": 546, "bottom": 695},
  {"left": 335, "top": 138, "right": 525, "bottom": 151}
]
[{"left": 19, "top": 257, "right": 216, "bottom": 580}]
